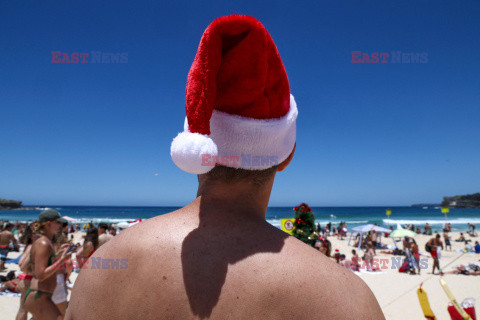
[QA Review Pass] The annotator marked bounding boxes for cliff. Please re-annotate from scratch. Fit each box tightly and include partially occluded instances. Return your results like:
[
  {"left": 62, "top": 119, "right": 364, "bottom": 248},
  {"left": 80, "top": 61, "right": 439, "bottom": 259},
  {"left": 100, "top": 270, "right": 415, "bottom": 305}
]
[
  {"left": 441, "top": 193, "right": 480, "bottom": 208},
  {"left": 0, "top": 199, "right": 23, "bottom": 210}
]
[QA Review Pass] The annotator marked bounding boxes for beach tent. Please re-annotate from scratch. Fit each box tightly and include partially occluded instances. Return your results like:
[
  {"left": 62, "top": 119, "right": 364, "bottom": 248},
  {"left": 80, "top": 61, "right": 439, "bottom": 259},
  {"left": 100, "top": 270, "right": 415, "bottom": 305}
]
[{"left": 348, "top": 224, "right": 391, "bottom": 249}]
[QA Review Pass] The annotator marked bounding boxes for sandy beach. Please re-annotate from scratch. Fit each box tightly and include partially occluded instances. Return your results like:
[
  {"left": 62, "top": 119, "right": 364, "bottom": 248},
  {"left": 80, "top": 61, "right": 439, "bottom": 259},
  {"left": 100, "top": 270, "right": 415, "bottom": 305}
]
[{"left": 1, "top": 230, "right": 479, "bottom": 320}]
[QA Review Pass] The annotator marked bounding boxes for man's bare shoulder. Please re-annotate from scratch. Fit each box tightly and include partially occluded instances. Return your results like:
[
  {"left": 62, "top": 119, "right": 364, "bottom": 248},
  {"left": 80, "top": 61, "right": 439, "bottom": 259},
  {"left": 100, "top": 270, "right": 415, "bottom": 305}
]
[
  {"left": 66, "top": 208, "right": 195, "bottom": 319},
  {"left": 272, "top": 237, "right": 384, "bottom": 319}
]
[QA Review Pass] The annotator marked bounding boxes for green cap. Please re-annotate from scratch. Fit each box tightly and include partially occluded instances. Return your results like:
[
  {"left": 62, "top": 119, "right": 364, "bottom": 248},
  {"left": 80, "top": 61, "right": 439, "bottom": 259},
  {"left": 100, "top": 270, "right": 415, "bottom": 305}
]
[{"left": 38, "top": 209, "right": 67, "bottom": 223}]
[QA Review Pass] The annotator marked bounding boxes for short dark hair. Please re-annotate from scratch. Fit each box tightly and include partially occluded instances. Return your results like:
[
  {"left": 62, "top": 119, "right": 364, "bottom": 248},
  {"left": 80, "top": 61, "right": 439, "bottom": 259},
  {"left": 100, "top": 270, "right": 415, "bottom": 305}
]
[
  {"left": 200, "top": 165, "right": 278, "bottom": 186},
  {"left": 98, "top": 223, "right": 108, "bottom": 230}
]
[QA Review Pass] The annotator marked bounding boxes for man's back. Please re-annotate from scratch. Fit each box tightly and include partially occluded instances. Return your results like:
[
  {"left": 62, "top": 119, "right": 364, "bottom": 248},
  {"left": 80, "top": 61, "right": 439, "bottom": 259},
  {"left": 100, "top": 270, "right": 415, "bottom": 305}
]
[
  {"left": 67, "top": 201, "right": 382, "bottom": 319},
  {"left": 0, "top": 230, "right": 13, "bottom": 246},
  {"left": 67, "top": 15, "right": 384, "bottom": 320}
]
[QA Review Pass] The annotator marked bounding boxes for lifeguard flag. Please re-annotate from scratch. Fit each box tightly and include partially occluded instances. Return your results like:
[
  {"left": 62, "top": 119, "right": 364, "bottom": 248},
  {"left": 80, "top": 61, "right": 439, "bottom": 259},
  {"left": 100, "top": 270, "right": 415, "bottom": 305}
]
[
  {"left": 281, "top": 218, "right": 295, "bottom": 235},
  {"left": 441, "top": 207, "right": 450, "bottom": 213},
  {"left": 386, "top": 209, "right": 392, "bottom": 216}
]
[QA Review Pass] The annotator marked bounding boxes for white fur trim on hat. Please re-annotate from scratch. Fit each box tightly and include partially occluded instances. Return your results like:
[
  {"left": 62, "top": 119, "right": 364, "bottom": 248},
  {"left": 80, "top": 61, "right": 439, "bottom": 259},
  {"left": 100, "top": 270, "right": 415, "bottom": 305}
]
[{"left": 171, "top": 94, "right": 298, "bottom": 174}]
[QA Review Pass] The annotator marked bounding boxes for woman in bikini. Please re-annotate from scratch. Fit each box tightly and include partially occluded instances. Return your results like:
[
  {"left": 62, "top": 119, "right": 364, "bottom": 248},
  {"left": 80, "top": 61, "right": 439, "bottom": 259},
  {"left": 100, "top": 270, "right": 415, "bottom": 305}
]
[
  {"left": 16, "top": 225, "right": 39, "bottom": 320},
  {"left": 24, "top": 210, "right": 71, "bottom": 320}
]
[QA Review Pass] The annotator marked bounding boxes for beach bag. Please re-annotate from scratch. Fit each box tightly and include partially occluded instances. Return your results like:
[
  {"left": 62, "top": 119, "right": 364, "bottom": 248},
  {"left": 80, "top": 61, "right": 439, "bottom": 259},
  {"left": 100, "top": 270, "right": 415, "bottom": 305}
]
[
  {"left": 398, "top": 261, "right": 409, "bottom": 273},
  {"left": 425, "top": 243, "right": 432, "bottom": 253}
]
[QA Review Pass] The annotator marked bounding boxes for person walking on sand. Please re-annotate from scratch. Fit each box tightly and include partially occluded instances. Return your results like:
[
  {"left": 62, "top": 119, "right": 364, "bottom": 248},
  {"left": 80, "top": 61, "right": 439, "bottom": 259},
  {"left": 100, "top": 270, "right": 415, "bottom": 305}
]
[
  {"left": 427, "top": 234, "right": 443, "bottom": 275},
  {"left": 443, "top": 231, "right": 451, "bottom": 251},
  {"left": 66, "top": 15, "right": 384, "bottom": 320},
  {"left": 24, "top": 210, "right": 72, "bottom": 320}
]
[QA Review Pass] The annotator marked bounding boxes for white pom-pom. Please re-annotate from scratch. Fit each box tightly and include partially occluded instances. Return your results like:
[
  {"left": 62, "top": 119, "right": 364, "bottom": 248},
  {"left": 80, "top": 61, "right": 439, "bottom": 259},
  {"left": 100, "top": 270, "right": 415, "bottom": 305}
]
[{"left": 170, "top": 131, "right": 218, "bottom": 174}]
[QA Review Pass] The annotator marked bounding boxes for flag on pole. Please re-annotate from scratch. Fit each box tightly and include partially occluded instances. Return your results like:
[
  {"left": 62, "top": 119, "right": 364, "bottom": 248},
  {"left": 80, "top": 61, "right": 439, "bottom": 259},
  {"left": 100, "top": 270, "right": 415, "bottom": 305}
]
[
  {"left": 281, "top": 218, "right": 295, "bottom": 235},
  {"left": 441, "top": 207, "right": 450, "bottom": 213},
  {"left": 386, "top": 209, "right": 392, "bottom": 216}
]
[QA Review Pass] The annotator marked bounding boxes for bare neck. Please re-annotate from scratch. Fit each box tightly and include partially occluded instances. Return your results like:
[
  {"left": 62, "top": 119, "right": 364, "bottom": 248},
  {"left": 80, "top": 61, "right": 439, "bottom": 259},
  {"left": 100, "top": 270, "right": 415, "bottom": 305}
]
[{"left": 195, "top": 177, "right": 275, "bottom": 221}]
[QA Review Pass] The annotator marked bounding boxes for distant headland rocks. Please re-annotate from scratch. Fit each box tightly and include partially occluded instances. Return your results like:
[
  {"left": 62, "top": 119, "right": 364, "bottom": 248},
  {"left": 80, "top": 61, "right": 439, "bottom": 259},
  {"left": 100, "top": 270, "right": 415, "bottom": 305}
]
[
  {"left": 441, "top": 193, "right": 480, "bottom": 209},
  {"left": 411, "top": 193, "right": 480, "bottom": 209},
  {"left": 0, "top": 199, "right": 40, "bottom": 211}
]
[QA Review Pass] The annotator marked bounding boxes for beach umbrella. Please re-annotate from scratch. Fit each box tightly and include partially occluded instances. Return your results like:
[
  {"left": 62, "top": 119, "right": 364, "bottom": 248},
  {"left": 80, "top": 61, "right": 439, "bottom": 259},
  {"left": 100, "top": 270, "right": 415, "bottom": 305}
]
[{"left": 389, "top": 229, "right": 417, "bottom": 238}]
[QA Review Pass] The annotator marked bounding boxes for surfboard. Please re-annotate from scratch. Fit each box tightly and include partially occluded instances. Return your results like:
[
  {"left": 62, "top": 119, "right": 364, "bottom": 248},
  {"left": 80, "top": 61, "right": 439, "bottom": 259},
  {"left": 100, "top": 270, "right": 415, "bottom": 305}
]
[
  {"left": 439, "top": 278, "right": 473, "bottom": 320},
  {"left": 417, "top": 284, "right": 437, "bottom": 320}
]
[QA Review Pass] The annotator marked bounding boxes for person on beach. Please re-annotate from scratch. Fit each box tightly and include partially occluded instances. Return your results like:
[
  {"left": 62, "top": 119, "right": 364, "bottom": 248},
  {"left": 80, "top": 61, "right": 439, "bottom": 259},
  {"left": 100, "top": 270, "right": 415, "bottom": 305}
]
[
  {"left": 75, "top": 228, "right": 98, "bottom": 269},
  {"left": 315, "top": 238, "right": 332, "bottom": 257},
  {"left": 364, "top": 243, "right": 376, "bottom": 271},
  {"left": 474, "top": 241, "right": 480, "bottom": 254},
  {"left": 443, "top": 231, "right": 452, "bottom": 251},
  {"left": 402, "top": 236, "right": 411, "bottom": 251},
  {"left": 24, "top": 210, "right": 71, "bottom": 320},
  {"left": 0, "top": 223, "right": 18, "bottom": 271},
  {"left": 52, "top": 230, "right": 74, "bottom": 316},
  {"left": 66, "top": 15, "right": 383, "bottom": 320},
  {"left": 351, "top": 249, "right": 361, "bottom": 271},
  {"left": 442, "top": 263, "right": 480, "bottom": 275},
  {"left": 410, "top": 238, "right": 421, "bottom": 275},
  {"left": 427, "top": 234, "right": 443, "bottom": 275},
  {"left": 456, "top": 233, "right": 466, "bottom": 242},
  {"left": 16, "top": 225, "right": 39, "bottom": 320},
  {"left": 97, "top": 223, "right": 113, "bottom": 247}
]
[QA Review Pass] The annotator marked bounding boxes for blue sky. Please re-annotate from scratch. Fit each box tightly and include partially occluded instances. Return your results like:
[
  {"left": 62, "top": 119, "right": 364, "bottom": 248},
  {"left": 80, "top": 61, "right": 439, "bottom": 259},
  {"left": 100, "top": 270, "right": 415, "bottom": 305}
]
[{"left": 1, "top": 1, "right": 479, "bottom": 206}]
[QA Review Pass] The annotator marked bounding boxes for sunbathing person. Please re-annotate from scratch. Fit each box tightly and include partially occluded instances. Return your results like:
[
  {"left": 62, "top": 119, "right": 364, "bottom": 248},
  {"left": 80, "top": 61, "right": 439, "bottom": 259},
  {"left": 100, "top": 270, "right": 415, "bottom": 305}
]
[
  {"left": 456, "top": 233, "right": 466, "bottom": 242},
  {"left": 0, "top": 271, "right": 19, "bottom": 292},
  {"left": 442, "top": 263, "right": 480, "bottom": 275}
]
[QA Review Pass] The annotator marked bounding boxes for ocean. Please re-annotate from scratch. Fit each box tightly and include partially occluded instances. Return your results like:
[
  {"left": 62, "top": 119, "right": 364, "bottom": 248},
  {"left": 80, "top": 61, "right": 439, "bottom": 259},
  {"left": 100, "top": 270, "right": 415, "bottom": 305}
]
[{"left": 1, "top": 206, "right": 479, "bottom": 232}]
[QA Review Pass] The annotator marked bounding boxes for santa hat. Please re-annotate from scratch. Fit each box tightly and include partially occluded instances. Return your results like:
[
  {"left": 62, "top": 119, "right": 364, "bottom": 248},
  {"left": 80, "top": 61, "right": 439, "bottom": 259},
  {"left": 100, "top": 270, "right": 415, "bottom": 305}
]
[{"left": 171, "top": 15, "right": 298, "bottom": 174}]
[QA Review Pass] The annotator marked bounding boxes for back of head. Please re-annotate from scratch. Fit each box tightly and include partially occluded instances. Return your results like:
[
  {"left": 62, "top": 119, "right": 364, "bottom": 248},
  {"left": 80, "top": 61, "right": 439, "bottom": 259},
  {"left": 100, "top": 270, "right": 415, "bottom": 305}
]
[{"left": 85, "top": 228, "right": 99, "bottom": 249}]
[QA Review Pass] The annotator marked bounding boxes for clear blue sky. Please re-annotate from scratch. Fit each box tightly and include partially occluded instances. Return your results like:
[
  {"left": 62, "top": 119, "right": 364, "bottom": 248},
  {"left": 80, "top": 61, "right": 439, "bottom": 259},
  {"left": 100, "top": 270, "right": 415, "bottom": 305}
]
[{"left": 1, "top": 1, "right": 479, "bottom": 207}]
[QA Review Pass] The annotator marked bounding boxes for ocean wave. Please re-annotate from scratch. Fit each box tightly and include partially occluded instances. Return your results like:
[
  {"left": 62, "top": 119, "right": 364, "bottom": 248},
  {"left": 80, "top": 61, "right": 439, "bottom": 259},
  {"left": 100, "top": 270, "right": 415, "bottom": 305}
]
[
  {"left": 266, "top": 219, "right": 372, "bottom": 229},
  {"left": 383, "top": 218, "right": 480, "bottom": 225}
]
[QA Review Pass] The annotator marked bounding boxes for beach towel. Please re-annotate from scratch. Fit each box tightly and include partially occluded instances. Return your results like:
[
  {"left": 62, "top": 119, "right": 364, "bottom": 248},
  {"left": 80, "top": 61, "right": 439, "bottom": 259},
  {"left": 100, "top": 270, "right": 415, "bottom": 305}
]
[
  {"left": 6, "top": 253, "right": 22, "bottom": 264},
  {"left": 0, "top": 290, "right": 21, "bottom": 298}
]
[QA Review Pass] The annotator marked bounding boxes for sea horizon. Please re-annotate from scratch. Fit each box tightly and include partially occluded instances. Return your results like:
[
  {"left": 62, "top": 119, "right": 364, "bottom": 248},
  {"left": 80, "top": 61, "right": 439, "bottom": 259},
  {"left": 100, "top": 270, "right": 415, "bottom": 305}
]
[{"left": 2, "top": 205, "right": 479, "bottom": 233}]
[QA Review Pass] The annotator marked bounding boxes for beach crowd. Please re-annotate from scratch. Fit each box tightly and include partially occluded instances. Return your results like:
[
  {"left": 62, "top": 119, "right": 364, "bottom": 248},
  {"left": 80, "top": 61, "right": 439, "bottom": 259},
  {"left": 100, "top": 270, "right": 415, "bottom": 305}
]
[
  {"left": 1, "top": 212, "right": 480, "bottom": 319},
  {"left": 0, "top": 210, "right": 117, "bottom": 319}
]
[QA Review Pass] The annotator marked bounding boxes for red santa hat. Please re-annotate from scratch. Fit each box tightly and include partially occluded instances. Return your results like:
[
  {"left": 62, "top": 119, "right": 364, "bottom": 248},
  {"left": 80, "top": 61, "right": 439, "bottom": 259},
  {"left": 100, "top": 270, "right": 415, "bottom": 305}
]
[{"left": 171, "top": 15, "right": 298, "bottom": 174}]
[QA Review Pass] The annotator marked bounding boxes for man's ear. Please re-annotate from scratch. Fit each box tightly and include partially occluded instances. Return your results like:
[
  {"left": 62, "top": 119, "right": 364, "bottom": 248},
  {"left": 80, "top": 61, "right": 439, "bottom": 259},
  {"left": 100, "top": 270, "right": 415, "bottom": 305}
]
[{"left": 277, "top": 144, "right": 295, "bottom": 172}]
